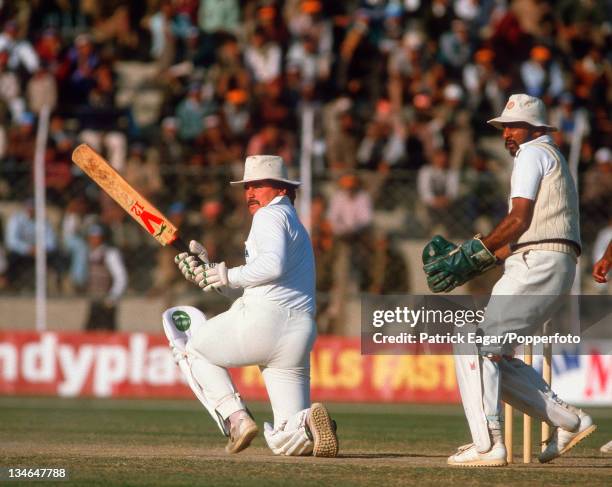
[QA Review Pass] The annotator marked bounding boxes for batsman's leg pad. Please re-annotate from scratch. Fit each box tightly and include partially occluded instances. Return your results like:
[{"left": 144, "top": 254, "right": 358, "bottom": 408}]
[
  {"left": 500, "top": 357, "right": 580, "bottom": 431},
  {"left": 263, "top": 408, "right": 314, "bottom": 456},
  {"left": 162, "top": 306, "right": 207, "bottom": 356},
  {"left": 162, "top": 306, "right": 228, "bottom": 435},
  {"left": 454, "top": 351, "right": 493, "bottom": 453}
]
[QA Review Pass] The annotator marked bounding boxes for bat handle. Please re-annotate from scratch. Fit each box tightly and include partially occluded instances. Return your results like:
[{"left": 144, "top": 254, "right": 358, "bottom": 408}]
[
  {"left": 171, "top": 237, "right": 190, "bottom": 254},
  {"left": 170, "top": 237, "right": 210, "bottom": 264}
]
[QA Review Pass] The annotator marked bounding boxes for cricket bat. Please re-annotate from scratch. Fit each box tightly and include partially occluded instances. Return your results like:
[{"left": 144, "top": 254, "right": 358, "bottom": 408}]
[{"left": 71, "top": 143, "right": 192, "bottom": 255}]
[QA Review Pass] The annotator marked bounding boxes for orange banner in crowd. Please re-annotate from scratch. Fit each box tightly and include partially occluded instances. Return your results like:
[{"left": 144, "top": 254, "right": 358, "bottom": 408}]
[{"left": 0, "top": 331, "right": 460, "bottom": 403}]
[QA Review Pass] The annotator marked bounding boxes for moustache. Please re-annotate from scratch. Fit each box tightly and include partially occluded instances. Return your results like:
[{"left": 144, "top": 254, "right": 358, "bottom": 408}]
[{"left": 248, "top": 199, "right": 260, "bottom": 206}]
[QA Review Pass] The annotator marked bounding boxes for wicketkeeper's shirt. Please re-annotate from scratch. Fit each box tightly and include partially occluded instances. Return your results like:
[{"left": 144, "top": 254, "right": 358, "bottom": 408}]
[
  {"left": 227, "top": 195, "right": 316, "bottom": 314},
  {"left": 509, "top": 134, "right": 581, "bottom": 254}
]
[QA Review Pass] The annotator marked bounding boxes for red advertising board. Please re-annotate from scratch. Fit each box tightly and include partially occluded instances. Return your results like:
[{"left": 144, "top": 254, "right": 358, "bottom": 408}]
[
  {"left": 1, "top": 331, "right": 610, "bottom": 405},
  {"left": 0, "top": 331, "right": 459, "bottom": 403}
]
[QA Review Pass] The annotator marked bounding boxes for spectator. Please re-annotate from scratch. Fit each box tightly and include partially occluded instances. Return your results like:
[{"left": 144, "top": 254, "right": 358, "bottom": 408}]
[
  {"left": 356, "top": 115, "right": 404, "bottom": 172},
  {"left": 246, "top": 123, "right": 295, "bottom": 166},
  {"left": 417, "top": 148, "right": 462, "bottom": 237},
  {"left": 175, "top": 82, "right": 217, "bottom": 142},
  {"left": 432, "top": 83, "right": 474, "bottom": 169},
  {"left": 326, "top": 174, "right": 374, "bottom": 332},
  {"left": 199, "top": 198, "right": 241, "bottom": 265},
  {"left": 387, "top": 30, "right": 428, "bottom": 113},
  {"left": 462, "top": 150, "right": 507, "bottom": 235},
  {"left": 208, "top": 35, "right": 250, "bottom": 98},
  {"left": 323, "top": 97, "right": 358, "bottom": 175},
  {"left": 243, "top": 27, "right": 282, "bottom": 85},
  {"left": 4, "top": 112, "right": 36, "bottom": 197},
  {"left": 123, "top": 143, "right": 163, "bottom": 202},
  {"left": 549, "top": 93, "right": 589, "bottom": 152},
  {"left": 462, "top": 48, "right": 507, "bottom": 129},
  {"left": 198, "top": 0, "right": 240, "bottom": 36},
  {"left": 61, "top": 196, "right": 95, "bottom": 292},
  {"left": 143, "top": 0, "right": 176, "bottom": 69},
  {"left": 57, "top": 34, "right": 99, "bottom": 107},
  {"left": 581, "top": 147, "right": 612, "bottom": 241},
  {"left": 309, "top": 192, "right": 335, "bottom": 333},
  {"left": 44, "top": 141, "right": 73, "bottom": 205},
  {"left": 84, "top": 224, "right": 127, "bottom": 331},
  {"left": 520, "top": 45, "right": 564, "bottom": 102},
  {"left": 34, "top": 28, "right": 63, "bottom": 76},
  {"left": 0, "top": 48, "right": 25, "bottom": 122},
  {"left": 221, "top": 88, "right": 251, "bottom": 139},
  {"left": 194, "top": 114, "right": 236, "bottom": 167},
  {"left": 4, "top": 198, "right": 59, "bottom": 291},
  {"left": 0, "top": 21, "right": 39, "bottom": 74},
  {"left": 438, "top": 19, "right": 472, "bottom": 80}
]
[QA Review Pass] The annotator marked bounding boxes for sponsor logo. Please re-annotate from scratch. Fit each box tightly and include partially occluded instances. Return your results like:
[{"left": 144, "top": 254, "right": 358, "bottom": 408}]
[
  {"left": 171, "top": 311, "right": 191, "bottom": 331},
  {"left": 130, "top": 202, "right": 164, "bottom": 235},
  {"left": 506, "top": 101, "right": 515, "bottom": 110}
]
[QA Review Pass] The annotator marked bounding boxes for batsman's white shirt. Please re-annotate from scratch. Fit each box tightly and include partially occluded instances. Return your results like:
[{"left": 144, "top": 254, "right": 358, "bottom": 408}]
[{"left": 228, "top": 195, "right": 315, "bottom": 314}]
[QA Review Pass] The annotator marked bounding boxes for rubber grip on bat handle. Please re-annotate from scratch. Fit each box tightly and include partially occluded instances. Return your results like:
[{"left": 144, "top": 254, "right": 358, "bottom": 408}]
[
  {"left": 171, "top": 237, "right": 190, "bottom": 254},
  {"left": 171, "top": 237, "right": 209, "bottom": 263}
]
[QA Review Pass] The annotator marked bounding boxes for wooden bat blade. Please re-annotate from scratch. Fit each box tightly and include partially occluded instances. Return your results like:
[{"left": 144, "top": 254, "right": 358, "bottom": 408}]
[{"left": 72, "top": 143, "right": 180, "bottom": 247}]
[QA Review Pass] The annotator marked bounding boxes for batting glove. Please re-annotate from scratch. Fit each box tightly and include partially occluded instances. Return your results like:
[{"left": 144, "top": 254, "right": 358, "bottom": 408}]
[
  {"left": 175, "top": 240, "right": 210, "bottom": 285},
  {"left": 193, "top": 261, "right": 230, "bottom": 292}
]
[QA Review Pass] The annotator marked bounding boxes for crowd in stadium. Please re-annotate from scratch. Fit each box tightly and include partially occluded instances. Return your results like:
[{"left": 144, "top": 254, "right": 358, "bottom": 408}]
[{"left": 0, "top": 1, "right": 609, "bottom": 327}]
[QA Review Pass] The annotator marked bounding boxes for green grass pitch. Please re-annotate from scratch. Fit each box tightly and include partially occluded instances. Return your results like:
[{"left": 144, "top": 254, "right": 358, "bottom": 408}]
[{"left": 1, "top": 397, "right": 610, "bottom": 486}]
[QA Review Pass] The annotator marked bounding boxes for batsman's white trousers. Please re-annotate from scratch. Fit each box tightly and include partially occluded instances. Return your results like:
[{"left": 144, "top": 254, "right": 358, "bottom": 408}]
[{"left": 186, "top": 296, "right": 316, "bottom": 428}]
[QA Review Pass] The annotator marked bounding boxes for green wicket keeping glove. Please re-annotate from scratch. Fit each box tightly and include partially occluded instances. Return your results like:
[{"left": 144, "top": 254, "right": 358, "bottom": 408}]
[{"left": 422, "top": 235, "right": 497, "bottom": 293}]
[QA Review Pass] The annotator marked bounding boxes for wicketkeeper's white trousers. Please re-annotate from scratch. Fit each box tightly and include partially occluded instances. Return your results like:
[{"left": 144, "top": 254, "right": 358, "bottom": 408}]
[
  {"left": 185, "top": 296, "right": 316, "bottom": 453},
  {"left": 479, "top": 250, "right": 576, "bottom": 356},
  {"left": 465, "top": 250, "right": 579, "bottom": 435}
]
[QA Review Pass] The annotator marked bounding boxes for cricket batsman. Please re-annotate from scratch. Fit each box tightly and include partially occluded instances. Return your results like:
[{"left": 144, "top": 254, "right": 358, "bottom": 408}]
[
  {"left": 422, "top": 94, "right": 596, "bottom": 466},
  {"left": 163, "top": 155, "right": 339, "bottom": 457}
]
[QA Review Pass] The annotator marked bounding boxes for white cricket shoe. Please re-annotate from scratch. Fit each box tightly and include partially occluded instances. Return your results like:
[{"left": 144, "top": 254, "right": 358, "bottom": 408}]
[
  {"left": 226, "top": 414, "right": 259, "bottom": 454},
  {"left": 448, "top": 437, "right": 507, "bottom": 467},
  {"left": 538, "top": 409, "right": 596, "bottom": 463},
  {"left": 307, "top": 403, "right": 339, "bottom": 458},
  {"left": 600, "top": 440, "right": 612, "bottom": 453}
]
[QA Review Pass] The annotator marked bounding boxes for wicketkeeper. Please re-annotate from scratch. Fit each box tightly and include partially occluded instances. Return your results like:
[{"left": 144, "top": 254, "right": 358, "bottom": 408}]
[
  {"left": 422, "top": 94, "right": 596, "bottom": 466},
  {"left": 164, "top": 155, "right": 338, "bottom": 457}
]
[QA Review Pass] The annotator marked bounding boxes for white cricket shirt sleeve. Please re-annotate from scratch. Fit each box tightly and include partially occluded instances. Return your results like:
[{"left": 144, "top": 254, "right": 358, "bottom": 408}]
[
  {"left": 227, "top": 207, "right": 286, "bottom": 287},
  {"left": 510, "top": 135, "right": 557, "bottom": 201}
]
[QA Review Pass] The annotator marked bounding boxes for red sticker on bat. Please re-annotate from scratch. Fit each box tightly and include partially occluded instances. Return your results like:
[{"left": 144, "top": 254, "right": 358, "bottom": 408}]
[{"left": 130, "top": 202, "right": 164, "bottom": 234}]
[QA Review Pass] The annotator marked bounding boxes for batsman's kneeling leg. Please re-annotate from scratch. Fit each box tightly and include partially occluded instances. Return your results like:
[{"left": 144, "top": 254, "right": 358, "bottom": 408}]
[{"left": 162, "top": 306, "right": 240, "bottom": 436}]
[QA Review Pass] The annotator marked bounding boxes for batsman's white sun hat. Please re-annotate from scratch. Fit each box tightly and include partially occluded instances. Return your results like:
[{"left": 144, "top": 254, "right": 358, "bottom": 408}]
[
  {"left": 487, "top": 94, "right": 557, "bottom": 131},
  {"left": 231, "top": 155, "right": 301, "bottom": 186}
]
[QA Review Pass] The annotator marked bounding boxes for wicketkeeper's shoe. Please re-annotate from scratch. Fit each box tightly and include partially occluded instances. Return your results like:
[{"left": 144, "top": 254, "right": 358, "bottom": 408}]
[
  {"left": 448, "top": 430, "right": 507, "bottom": 467},
  {"left": 306, "top": 403, "right": 339, "bottom": 458},
  {"left": 600, "top": 440, "right": 612, "bottom": 453},
  {"left": 538, "top": 409, "right": 596, "bottom": 463},
  {"left": 225, "top": 414, "right": 259, "bottom": 454}
]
